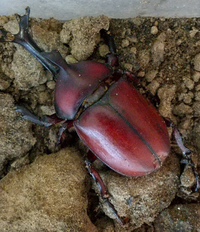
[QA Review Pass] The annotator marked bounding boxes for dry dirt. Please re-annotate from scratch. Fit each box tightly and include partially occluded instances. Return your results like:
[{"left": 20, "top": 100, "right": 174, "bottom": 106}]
[{"left": 0, "top": 11, "right": 200, "bottom": 232}]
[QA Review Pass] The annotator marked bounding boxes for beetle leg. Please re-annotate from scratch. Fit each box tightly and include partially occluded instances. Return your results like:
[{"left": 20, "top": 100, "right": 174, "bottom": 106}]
[
  {"left": 173, "top": 127, "right": 200, "bottom": 192},
  {"left": 125, "top": 70, "right": 142, "bottom": 86},
  {"left": 0, "top": 7, "right": 59, "bottom": 76},
  {"left": 100, "top": 29, "right": 116, "bottom": 55},
  {"left": 100, "top": 29, "right": 119, "bottom": 68},
  {"left": 164, "top": 117, "right": 200, "bottom": 192},
  {"left": 16, "top": 104, "right": 64, "bottom": 127},
  {"left": 85, "top": 159, "right": 125, "bottom": 225},
  {"left": 56, "top": 120, "right": 74, "bottom": 146}
]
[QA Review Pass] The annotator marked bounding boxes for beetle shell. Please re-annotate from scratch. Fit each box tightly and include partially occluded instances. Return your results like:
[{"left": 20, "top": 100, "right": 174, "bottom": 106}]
[{"left": 74, "top": 78, "right": 170, "bottom": 176}]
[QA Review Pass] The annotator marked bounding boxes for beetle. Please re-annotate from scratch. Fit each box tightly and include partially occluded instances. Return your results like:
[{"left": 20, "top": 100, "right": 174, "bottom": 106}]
[{"left": 0, "top": 7, "right": 199, "bottom": 225}]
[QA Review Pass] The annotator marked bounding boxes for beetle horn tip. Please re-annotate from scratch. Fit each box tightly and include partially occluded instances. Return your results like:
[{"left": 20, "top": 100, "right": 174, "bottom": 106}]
[{"left": 25, "top": 6, "right": 30, "bottom": 15}]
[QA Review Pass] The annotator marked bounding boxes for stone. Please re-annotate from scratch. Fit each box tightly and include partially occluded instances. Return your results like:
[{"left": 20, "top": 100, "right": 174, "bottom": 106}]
[
  {"left": 0, "top": 148, "right": 97, "bottom": 232},
  {"left": 0, "top": 93, "right": 36, "bottom": 175},
  {"left": 60, "top": 16, "right": 109, "bottom": 61},
  {"left": 154, "top": 204, "right": 200, "bottom": 232},
  {"left": 92, "top": 155, "right": 180, "bottom": 230}
]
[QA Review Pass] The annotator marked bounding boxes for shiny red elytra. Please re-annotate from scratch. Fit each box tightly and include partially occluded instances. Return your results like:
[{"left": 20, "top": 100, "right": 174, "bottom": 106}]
[
  {"left": 74, "top": 78, "right": 170, "bottom": 176},
  {"left": 1, "top": 7, "right": 198, "bottom": 225}
]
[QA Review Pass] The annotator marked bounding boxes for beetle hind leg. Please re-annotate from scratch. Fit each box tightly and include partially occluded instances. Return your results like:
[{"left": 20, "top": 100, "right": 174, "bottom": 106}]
[
  {"left": 85, "top": 159, "right": 126, "bottom": 225},
  {"left": 165, "top": 118, "right": 200, "bottom": 192},
  {"left": 173, "top": 127, "right": 200, "bottom": 192}
]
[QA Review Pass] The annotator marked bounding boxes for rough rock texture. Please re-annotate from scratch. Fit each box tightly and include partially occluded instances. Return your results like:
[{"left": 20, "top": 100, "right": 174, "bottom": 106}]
[
  {"left": 0, "top": 93, "right": 36, "bottom": 175},
  {"left": 92, "top": 154, "right": 180, "bottom": 230},
  {"left": 0, "top": 148, "right": 97, "bottom": 232},
  {"left": 60, "top": 16, "right": 110, "bottom": 60},
  {"left": 11, "top": 47, "right": 47, "bottom": 90},
  {"left": 154, "top": 204, "right": 200, "bottom": 232}
]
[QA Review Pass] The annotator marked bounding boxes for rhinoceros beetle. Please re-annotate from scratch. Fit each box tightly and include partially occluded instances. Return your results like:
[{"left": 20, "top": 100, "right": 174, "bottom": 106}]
[{"left": 0, "top": 7, "right": 199, "bottom": 225}]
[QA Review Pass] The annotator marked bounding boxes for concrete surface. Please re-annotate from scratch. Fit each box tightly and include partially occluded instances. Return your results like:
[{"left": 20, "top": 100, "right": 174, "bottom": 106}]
[{"left": 1, "top": 0, "right": 200, "bottom": 20}]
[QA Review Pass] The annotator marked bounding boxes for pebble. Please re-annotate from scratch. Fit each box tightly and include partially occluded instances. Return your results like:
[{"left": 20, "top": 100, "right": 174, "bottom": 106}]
[
  {"left": 180, "top": 166, "right": 196, "bottom": 188},
  {"left": 121, "top": 39, "right": 130, "bottom": 48},
  {"left": 147, "top": 80, "right": 160, "bottom": 95},
  {"left": 193, "top": 101, "right": 200, "bottom": 116},
  {"left": 65, "top": 55, "right": 78, "bottom": 64},
  {"left": 130, "top": 47, "right": 137, "bottom": 54},
  {"left": 127, "top": 36, "right": 138, "bottom": 43},
  {"left": 193, "top": 72, "right": 200, "bottom": 82},
  {"left": 145, "top": 70, "right": 158, "bottom": 82},
  {"left": 40, "top": 105, "right": 55, "bottom": 115},
  {"left": 195, "top": 92, "right": 200, "bottom": 101},
  {"left": 151, "top": 26, "right": 158, "bottom": 35},
  {"left": 184, "top": 79, "right": 194, "bottom": 90},
  {"left": 47, "top": 80, "right": 56, "bottom": 90},
  {"left": 176, "top": 39, "right": 183, "bottom": 46},
  {"left": 0, "top": 79, "right": 10, "bottom": 90},
  {"left": 189, "top": 27, "right": 199, "bottom": 38},
  {"left": 182, "top": 92, "right": 194, "bottom": 104},
  {"left": 196, "top": 84, "right": 200, "bottom": 91},
  {"left": 173, "top": 103, "right": 193, "bottom": 116},
  {"left": 123, "top": 63, "right": 133, "bottom": 72},
  {"left": 193, "top": 53, "right": 200, "bottom": 71},
  {"left": 99, "top": 44, "right": 110, "bottom": 57}
]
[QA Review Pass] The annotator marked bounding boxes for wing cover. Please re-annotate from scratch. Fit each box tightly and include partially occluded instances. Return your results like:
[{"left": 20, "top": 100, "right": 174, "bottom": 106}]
[{"left": 74, "top": 79, "right": 170, "bottom": 176}]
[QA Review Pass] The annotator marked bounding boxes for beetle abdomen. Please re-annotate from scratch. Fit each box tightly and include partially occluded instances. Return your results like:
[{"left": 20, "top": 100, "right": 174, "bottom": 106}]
[{"left": 74, "top": 79, "right": 170, "bottom": 176}]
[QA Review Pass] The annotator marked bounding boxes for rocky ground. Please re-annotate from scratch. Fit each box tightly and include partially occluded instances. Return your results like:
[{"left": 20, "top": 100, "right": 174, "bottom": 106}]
[{"left": 0, "top": 10, "right": 200, "bottom": 232}]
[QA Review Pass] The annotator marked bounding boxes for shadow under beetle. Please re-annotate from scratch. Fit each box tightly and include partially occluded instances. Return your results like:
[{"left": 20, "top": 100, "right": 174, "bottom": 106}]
[{"left": 0, "top": 7, "right": 199, "bottom": 225}]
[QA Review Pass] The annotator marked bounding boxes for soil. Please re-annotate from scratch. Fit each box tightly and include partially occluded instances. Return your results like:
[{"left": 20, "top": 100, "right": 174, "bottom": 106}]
[{"left": 0, "top": 12, "right": 200, "bottom": 231}]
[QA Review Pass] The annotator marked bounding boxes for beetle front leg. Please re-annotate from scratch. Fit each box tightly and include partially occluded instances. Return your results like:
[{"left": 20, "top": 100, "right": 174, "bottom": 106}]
[
  {"left": 85, "top": 159, "right": 126, "bottom": 225},
  {"left": 165, "top": 118, "right": 200, "bottom": 192},
  {"left": 16, "top": 104, "right": 64, "bottom": 127}
]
